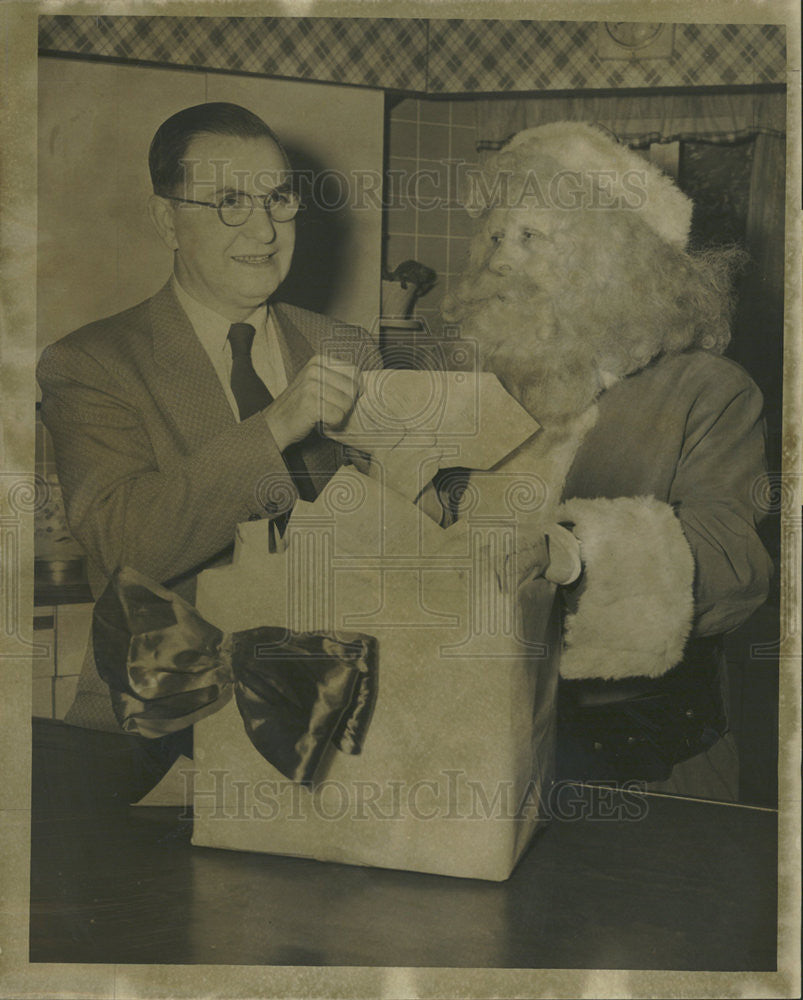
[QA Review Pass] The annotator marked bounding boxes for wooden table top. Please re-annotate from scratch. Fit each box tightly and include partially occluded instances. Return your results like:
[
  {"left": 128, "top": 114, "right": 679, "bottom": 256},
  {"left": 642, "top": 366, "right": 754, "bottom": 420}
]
[{"left": 29, "top": 721, "right": 777, "bottom": 970}]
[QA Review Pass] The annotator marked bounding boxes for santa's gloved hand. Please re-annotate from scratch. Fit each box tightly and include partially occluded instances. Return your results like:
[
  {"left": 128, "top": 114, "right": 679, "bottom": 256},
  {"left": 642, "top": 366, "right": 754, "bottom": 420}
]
[
  {"left": 479, "top": 523, "right": 583, "bottom": 594},
  {"left": 476, "top": 532, "right": 548, "bottom": 595},
  {"left": 543, "top": 523, "right": 583, "bottom": 585},
  {"left": 513, "top": 534, "right": 551, "bottom": 588}
]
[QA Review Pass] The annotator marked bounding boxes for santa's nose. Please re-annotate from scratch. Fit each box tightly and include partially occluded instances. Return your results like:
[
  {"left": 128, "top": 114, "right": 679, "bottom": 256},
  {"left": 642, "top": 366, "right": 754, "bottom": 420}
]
[
  {"left": 490, "top": 260, "right": 512, "bottom": 274},
  {"left": 488, "top": 241, "right": 517, "bottom": 275}
]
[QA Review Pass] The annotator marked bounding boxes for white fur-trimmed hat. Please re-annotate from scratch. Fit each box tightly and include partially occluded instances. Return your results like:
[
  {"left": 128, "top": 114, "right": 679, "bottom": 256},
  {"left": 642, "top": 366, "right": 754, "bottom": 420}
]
[{"left": 483, "top": 122, "right": 693, "bottom": 250}]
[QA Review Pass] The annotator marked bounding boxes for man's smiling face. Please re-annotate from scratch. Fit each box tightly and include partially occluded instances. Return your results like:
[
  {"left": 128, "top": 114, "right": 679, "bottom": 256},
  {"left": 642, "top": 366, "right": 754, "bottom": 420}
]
[{"left": 169, "top": 133, "right": 295, "bottom": 321}]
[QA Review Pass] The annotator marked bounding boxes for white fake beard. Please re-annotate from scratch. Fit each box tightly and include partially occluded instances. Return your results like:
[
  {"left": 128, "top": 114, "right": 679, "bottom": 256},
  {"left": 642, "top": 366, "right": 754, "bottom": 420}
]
[{"left": 442, "top": 271, "right": 604, "bottom": 425}]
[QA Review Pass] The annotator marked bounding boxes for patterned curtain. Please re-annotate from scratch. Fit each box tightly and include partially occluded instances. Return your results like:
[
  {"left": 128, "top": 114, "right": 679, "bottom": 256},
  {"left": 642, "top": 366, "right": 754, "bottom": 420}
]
[
  {"left": 737, "top": 130, "right": 787, "bottom": 469},
  {"left": 475, "top": 90, "right": 786, "bottom": 151}
]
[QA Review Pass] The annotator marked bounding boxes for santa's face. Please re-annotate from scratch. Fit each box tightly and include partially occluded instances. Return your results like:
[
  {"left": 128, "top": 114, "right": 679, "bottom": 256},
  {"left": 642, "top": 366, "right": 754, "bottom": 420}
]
[
  {"left": 443, "top": 196, "right": 680, "bottom": 424},
  {"left": 476, "top": 205, "right": 571, "bottom": 296},
  {"left": 442, "top": 205, "right": 605, "bottom": 424}
]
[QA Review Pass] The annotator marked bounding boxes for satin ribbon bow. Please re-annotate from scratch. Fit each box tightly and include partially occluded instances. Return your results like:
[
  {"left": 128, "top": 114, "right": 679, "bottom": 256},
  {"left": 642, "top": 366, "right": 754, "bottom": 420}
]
[{"left": 92, "top": 567, "right": 378, "bottom": 785}]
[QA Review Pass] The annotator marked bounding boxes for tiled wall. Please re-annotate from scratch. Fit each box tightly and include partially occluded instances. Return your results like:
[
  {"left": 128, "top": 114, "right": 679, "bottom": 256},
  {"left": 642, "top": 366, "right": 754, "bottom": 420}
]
[{"left": 384, "top": 98, "right": 479, "bottom": 335}]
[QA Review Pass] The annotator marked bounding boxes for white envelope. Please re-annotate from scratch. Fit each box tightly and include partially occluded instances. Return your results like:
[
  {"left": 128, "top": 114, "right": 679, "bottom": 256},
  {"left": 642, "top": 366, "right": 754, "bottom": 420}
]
[{"left": 326, "top": 370, "right": 539, "bottom": 472}]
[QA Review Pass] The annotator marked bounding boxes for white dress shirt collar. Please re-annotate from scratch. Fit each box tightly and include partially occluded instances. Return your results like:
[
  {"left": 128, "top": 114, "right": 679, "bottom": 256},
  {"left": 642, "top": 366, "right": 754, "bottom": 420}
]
[
  {"left": 172, "top": 277, "right": 287, "bottom": 418},
  {"left": 172, "top": 277, "right": 267, "bottom": 355}
]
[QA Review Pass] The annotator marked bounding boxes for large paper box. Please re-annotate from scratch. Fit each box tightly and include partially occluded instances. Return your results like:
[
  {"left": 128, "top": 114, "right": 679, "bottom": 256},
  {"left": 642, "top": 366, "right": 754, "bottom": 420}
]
[{"left": 191, "top": 373, "right": 559, "bottom": 881}]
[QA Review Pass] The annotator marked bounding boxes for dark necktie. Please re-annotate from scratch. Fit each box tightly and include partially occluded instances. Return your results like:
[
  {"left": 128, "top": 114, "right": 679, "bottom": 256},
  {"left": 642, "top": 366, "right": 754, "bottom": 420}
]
[
  {"left": 227, "top": 323, "right": 315, "bottom": 532},
  {"left": 227, "top": 323, "right": 273, "bottom": 420}
]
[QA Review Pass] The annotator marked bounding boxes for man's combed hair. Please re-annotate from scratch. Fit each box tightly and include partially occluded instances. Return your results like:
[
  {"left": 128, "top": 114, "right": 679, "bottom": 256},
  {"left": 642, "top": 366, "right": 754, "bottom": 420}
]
[{"left": 149, "top": 102, "right": 286, "bottom": 196}]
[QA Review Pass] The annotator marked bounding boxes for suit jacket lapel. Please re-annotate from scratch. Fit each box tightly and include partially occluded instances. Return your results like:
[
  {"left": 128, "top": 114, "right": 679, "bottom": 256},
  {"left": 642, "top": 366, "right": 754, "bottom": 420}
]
[
  {"left": 147, "top": 284, "right": 341, "bottom": 493},
  {"left": 148, "top": 281, "right": 236, "bottom": 448},
  {"left": 273, "top": 302, "right": 315, "bottom": 382},
  {"left": 272, "top": 303, "right": 342, "bottom": 494}
]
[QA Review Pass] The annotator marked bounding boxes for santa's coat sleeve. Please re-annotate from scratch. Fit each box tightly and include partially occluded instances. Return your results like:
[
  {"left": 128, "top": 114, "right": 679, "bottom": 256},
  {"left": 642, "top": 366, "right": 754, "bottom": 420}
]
[{"left": 556, "top": 365, "right": 773, "bottom": 681}]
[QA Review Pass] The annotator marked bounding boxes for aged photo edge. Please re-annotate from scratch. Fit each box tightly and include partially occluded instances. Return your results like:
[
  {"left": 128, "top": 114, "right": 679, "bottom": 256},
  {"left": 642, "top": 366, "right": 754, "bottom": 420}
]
[{"left": 1, "top": 0, "right": 800, "bottom": 997}]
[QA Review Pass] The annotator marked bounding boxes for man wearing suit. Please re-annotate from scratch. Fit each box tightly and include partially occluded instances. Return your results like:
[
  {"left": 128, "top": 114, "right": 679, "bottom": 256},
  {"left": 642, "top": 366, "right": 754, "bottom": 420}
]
[{"left": 37, "top": 102, "right": 371, "bottom": 735}]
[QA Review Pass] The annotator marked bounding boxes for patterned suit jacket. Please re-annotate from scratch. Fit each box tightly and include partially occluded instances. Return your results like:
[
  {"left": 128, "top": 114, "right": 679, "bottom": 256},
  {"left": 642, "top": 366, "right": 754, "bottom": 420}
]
[{"left": 37, "top": 280, "right": 375, "bottom": 729}]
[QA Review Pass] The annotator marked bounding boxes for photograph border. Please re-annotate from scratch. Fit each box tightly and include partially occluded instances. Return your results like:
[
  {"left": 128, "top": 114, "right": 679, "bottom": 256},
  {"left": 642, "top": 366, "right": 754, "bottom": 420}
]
[{"left": 1, "top": 1, "right": 800, "bottom": 997}]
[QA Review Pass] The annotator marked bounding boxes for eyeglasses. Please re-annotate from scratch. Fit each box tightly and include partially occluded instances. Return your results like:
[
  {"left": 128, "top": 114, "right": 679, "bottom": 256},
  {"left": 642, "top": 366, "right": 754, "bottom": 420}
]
[{"left": 164, "top": 188, "right": 302, "bottom": 226}]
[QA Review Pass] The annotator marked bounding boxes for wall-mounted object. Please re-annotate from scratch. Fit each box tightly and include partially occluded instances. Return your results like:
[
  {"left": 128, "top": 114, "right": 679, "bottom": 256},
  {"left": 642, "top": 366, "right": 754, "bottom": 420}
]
[
  {"left": 39, "top": 17, "right": 784, "bottom": 93},
  {"left": 381, "top": 259, "right": 438, "bottom": 319},
  {"left": 597, "top": 22, "right": 675, "bottom": 60}
]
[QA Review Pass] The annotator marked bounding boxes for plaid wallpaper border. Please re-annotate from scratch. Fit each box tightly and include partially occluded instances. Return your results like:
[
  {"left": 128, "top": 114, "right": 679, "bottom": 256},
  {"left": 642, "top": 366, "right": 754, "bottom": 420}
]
[
  {"left": 427, "top": 21, "right": 785, "bottom": 91},
  {"left": 38, "top": 16, "right": 428, "bottom": 90},
  {"left": 38, "top": 16, "right": 785, "bottom": 92}
]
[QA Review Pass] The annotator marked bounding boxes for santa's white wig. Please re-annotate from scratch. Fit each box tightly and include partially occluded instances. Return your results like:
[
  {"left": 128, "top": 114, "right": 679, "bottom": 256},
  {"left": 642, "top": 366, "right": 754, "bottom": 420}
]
[
  {"left": 464, "top": 122, "right": 694, "bottom": 249},
  {"left": 447, "top": 122, "right": 747, "bottom": 382}
]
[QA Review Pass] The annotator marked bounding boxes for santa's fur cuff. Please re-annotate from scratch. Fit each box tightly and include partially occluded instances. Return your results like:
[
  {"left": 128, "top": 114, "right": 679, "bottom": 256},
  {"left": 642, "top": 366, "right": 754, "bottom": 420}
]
[{"left": 556, "top": 496, "right": 695, "bottom": 681}]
